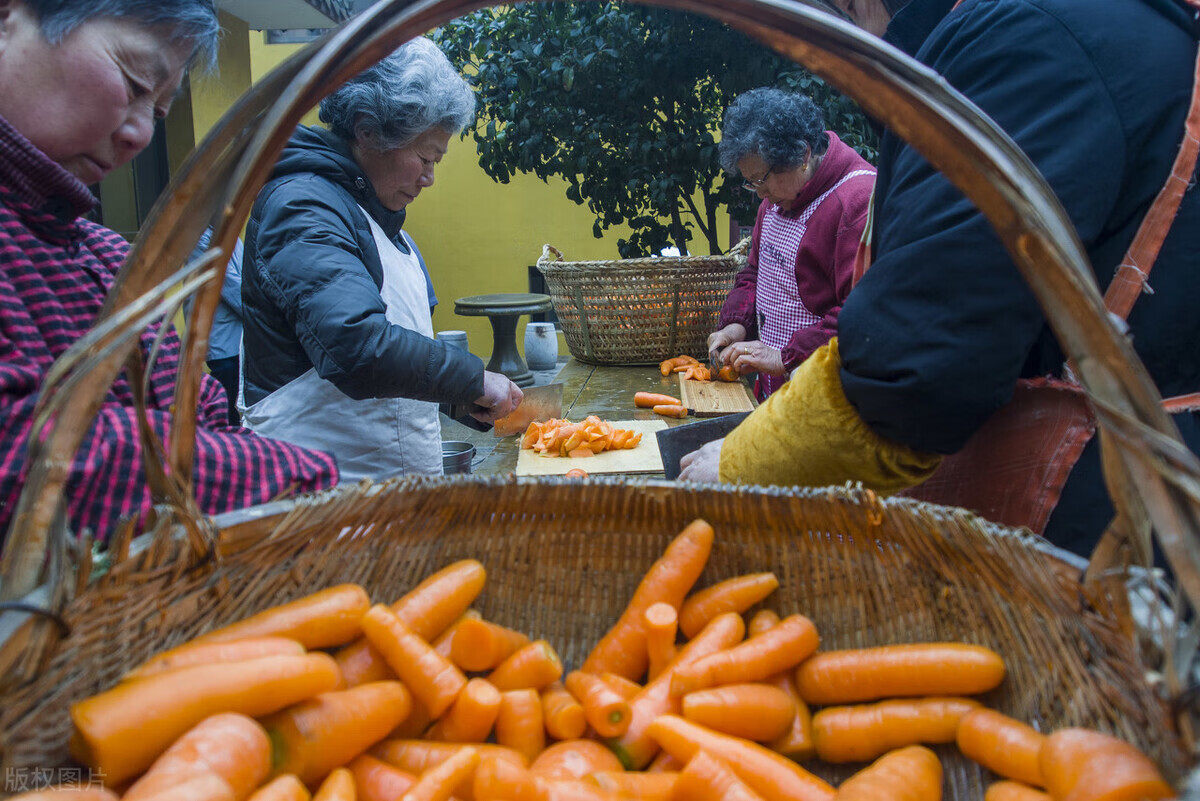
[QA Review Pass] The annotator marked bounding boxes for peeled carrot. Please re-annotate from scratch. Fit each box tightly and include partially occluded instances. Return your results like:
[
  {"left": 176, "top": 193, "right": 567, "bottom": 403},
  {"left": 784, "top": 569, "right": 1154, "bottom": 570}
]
[
  {"left": 682, "top": 683, "right": 796, "bottom": 742},
  {"left": 540, "top": 681, "right": 587, "bottom": 741},
  {"left": 647, "top": 715, "right": 835, "bottom": 801},
  {"left": 122, "top": 712, "right": 271, "bottom": 801},
  {"left": 426, "top": 678, "right": 503, "bottom": 743},
  {"left": 679, "top": 573, "right": 779, "bottom": 639},
  {"left": 834, "top": 745, "right": 943, "bottom": 801},
  {"left": 70, "top": 653, "right": 340, "bottom": 785},
  {"left": 432, "top": 610, "right": 483, "bottom": 660},
  {"left": 588, "top": 770, "right": 678, "bottom": 799},
  {"left": 747, "top": 609, "right": 781, "bottom": 638},
  {"left": 564, "top": 671, "right": 631, "bottom": 738},
  {"left": 643, "top": 602, "right": 679, "bottom": 682},
  {"left": 494, "top": 690, "right": 546, "bottom": 764},
  {"left": 564, "top": 468, "right": 589, "bottom": 479},
  {"left": 347, "top": 755, "right": 416, "bottom": 801},
  {"left": 1039, "top": 728, "right": 1174, "bottom": 801},
  {"left": 795, "top": 643, "right": 1006, "bottom": 705},
  {"left": 670, "top": 750, "right": 765, "bottom": 801},
  {"left": 529, "top": 740, "right": 624, "bottom": 780},
  {"left": 249, "top": 776, "right": 311, "bottom": 801},
  {"left": 123, "top": 637, "right": 306, "bottom": 682},
  {"left": 653, "top": 404, "right": 688, "bottom": 418},
  {"left": 659, "top": 356, "right": 699, "bottom": 376},
  {"left": 607, "top": 611, "right": 746, "bottom": 770},
  {"left": 391, "top": 698, "right": 435, "bottom": 740},
  {"left": 985, "top": 782, "right": 1051, "bottom": 801},
  {"left": 359, "top": 605, "right": 467, "bottom": 718},
  {"left": 191, "top": 585, "right": 370, "bottom": 651},
  {"left": 335, "top": 561, "right": 487, "bottom": 687},
  {"left": 635, "top": 392, "right": 683, "bottom": 408},
  {"left": 372, "top": 740, "right": 529, "bottom": 774},
  {"left": 956, "top": 708, "right": 1046, "bottom": 787},
  {"left": 813, "top": 696, "right": 981, "bottom": 763},
  {"left": 648, "top": 751, "right": 685, "bottom": 773},
  {"left": 473, "top": 754, "right": 533, "bottom": 801},
  {"left": 401, "top": 745, "right": 479, "bottom": 801},
  {"left": 312, "top": 768, "right": 355, "bottom": 801},
  {"left": 599, "top": 671, "right": 643, "bottom": 700},
  {"left": 9, "top": 790, "right": 120, "bottom": 800},
  {"left": 671, "top": 614, "right": 819, "bottom": 697},
  {"left": 261, "top": 681, "right": 412, "bottom": 785},
  {"left": 582, "top": 519, "right": 714, "bottom": 680},
  {"left": 717, "top": 365, "right": 740, "bottom": 382},
  {"left": 486, "top": 640, "right": 563, "bottom": 691},
  {"left": 765, "top": 671, "right": 816, "bottom": 761}
]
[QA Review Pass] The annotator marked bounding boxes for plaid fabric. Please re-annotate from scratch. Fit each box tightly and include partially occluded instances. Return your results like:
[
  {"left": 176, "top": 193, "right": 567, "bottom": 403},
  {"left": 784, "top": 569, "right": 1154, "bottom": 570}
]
[{"left": 0, "top": 114, "right": 338, "bottom": 544}]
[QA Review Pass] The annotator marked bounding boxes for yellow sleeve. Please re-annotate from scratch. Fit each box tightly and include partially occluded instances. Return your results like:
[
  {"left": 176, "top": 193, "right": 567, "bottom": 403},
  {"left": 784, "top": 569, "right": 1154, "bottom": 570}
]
[{"left": 718, "top": 338, "right": 942, "bottom": 494}]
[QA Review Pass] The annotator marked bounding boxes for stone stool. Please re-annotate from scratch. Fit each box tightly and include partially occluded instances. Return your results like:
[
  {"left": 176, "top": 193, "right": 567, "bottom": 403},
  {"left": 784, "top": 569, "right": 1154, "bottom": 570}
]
[{"left": 454, "top": 293, "right": 553, "bottom": 388}]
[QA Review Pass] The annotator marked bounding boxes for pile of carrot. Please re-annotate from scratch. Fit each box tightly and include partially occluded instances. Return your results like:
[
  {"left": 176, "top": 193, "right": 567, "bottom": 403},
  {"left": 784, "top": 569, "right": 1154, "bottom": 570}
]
[
  {"left": 657, "top": 355, "right": 739, "bottom": 383},
  {"left": 521, "top": 415, "right": 642, "bottom": 458},
  {"left": 25, "top": 521, "right": 1177, "bottom": 801}
]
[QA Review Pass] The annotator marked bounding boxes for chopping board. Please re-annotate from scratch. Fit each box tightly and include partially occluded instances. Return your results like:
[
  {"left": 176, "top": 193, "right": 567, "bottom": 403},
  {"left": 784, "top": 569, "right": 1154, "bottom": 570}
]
[
  {"left": 677, "top": 376, "right": 756, "bottom": 417},
  {"left": 515, "top": 419, "right": 668, "bottom": 476}
]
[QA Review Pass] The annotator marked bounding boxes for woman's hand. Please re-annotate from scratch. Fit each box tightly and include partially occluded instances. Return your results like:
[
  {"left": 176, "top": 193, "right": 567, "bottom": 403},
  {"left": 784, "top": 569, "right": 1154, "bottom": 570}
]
[
  {"left": 727, "top": 340, "right": 785, "bottom": 376},
  {"left": 708, "top": 324, "right": 747, "bottom": 368},
  {"left": 678, "top": 438, "right": 725, "bottom": 483},
  {"left": 471, "top": 371, "right": 523, "bottom": 422}
]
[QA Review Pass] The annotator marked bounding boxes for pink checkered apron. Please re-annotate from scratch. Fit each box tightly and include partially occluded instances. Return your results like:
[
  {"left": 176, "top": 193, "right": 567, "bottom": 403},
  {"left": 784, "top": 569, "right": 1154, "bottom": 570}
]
[{"left": 755, "top": 169, "right": 874, "bottom": 399}]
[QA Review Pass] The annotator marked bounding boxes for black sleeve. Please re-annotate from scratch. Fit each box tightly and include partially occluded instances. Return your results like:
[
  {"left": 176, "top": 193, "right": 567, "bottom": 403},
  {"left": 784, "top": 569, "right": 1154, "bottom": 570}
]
[{"left": 253, "top": 175, "right": 484, "bottom": 404}]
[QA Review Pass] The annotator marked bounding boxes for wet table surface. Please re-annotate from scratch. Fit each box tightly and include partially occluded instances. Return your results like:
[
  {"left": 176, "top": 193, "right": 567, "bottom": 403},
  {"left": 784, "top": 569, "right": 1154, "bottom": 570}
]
[{"left": 441, "top": 358, "right": 748, "bottom": 476}]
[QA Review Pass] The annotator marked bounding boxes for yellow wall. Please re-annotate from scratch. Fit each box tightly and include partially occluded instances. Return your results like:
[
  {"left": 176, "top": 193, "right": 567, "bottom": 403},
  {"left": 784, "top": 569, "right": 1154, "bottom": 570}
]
[{"left": 185, "top": 27, "right": 732, "bottom": 361}]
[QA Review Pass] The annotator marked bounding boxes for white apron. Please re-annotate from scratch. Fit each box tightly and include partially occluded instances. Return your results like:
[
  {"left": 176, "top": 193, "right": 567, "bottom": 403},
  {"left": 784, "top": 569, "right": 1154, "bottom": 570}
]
[{"left": 243, "top": 208, "right": 443, "bottom": 480}]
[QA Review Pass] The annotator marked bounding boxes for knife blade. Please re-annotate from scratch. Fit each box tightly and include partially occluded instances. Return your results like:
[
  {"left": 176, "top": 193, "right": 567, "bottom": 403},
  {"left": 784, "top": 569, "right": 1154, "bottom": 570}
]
[{"left": 493, "top": 382, "right": 565, "bottom": 437}]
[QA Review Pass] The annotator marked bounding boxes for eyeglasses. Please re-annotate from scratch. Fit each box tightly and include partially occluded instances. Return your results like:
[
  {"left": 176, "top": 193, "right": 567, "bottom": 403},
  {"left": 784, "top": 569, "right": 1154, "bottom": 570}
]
[{"left": 741, "top": 167, "right": 774, "bottom": 193}]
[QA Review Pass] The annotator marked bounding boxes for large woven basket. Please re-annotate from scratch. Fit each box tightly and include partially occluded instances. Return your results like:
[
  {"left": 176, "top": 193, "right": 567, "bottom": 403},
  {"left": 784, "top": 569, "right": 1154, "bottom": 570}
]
[
  {"left": 535, "top": 240, "right": 749, "bottom": 366},
  {"left": 2, "top": 0, "right": 1198, "bottom": 795}
]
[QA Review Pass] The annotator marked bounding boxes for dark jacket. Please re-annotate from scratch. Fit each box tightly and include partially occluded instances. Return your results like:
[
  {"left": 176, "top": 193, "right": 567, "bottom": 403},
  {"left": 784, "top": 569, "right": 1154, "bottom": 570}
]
[
  {"left": 242, "top": 125, "right": 484, "bottom": 407},
  {"left": 837, "top": 0, "right": 1200, "bottom": 554}
]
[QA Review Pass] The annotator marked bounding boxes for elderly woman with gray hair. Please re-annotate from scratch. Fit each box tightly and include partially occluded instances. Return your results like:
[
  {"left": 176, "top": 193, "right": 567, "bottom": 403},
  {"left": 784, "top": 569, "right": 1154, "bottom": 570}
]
[
  {"left": 242, "top": 37, "right": 522, "bottom": 480},
  {"left": 708, "top": 88, "right": 875, "bottom": 400}
]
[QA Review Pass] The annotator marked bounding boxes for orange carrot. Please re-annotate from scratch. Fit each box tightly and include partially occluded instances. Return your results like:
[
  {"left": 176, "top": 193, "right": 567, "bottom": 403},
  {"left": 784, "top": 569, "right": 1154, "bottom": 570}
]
[
  {"left": 670, "top": 750, "right": 765, "bottom": 801},
  {"left": 532, "top": 779, "right": 621, "bottom": 801},
  {"left": 486, "top": 640, "right": 563, "bottom": 691},
  {"left": 529, "top": 740, "right": 624, "bottom": 780},
  {"left": 192, "top": 585, "right": 370, "bottom": 650},
  {"left": 834, "top": 745, "right": 943, "bottom": 801},
  {"left": 260, "top": 681, "right": 412, "bottom": 785},
  {"left": 564, "top": 671, "right": 631, "bottom": 738},
  {"left": 747, "top": 609, "right": 781, "bottom": 638},
  {"left": 9, "top": 790, "right": 121, "bottom": 800},
  {"left": 717, "top": 366, "right": 740, "bottom": 383},
  {"left": 359, "top": 605, "right": 467, "bottom": 718},
  {"left": 433, "top": 610, "right": 483, "bottom": 660},
  {"left": 671, "top": 614, "right": 818, "bottom": 697},
  {"left": 122, "top": 712, "right": 271, "bottom": 801},
  {"left": 813, "top": 697, "right": 981, "bottom": 763},
  {"left": 956, "top": 708, "right": 1046, "bottom": 787},
  {"left": 347, "top": 755, "right": 416, "bottom": 801},
  {"left": 653, "top": 404, "right": 688, "bottom": 418},
  {"left": 647, "top": 715, "right": 835, "bottom": 801},
  {"left": 402, "top": 745, "right": 479, "bottom": 801},
  {"left": 985, "top": 782, "right": 1051, "bottom": 801},
  {"left": 678, "top": 573, "right": 779, "bottom": 639},
  {"left": 540, "top": 681, "right": 587, "bottom": 741},
  {"left": 1039, "top": 728, "right": 1174, "bottom": 801},
  {"left": 599, "top": 672, "right": 643, "bottom": 700},
  {"left": 635, "top": 392, "right": 683, "bottom": 408},
  {"left": 312, "top": 768, "right": 355, "bottom": 801},
  {"left": 336, "top": 561, "right": 487, "bottom": 687},
  {"left": 648, "top": 751, "right": 685, "bottom": 773},
  {"left": 426, "top": 678, "right": 503, "bottom": 743},
  {"left": 765, "top": 671, "right": 816, "bottom": 761},
  {"left": 795, "top": 643, "right": 1006, "bottom": 705},
  {"left": 588, "top": 771, "right": 678, "bottom": 799},
  {"left": 564, "top": 468, "right": 589, "bottom": 479},
  {"left": 473, "top": 754, "right": 537, "bottom": 801},
  {"left": 582, "top": 519, "right": 714, "bottom": 680},
  {"left": 372, "top": 740, "right": 529, "bottom": 774},
  {"left": 681, "top": 683, "right": 796, "bottom": 742},
  {"left": 69, "top": 653, "right": 340, "bottom": 785},
  {"left": 248, "top": 775, "right": 311, "bottom": 801},
  {"left": 123, "top": 637, "right": 306, "bottom": 682},
  {"left": 659, "top": 356, "right": 699, "bottom": 376},
  {"left": 391, "top": 698, "right": 436, "bottom": 740},
  {"left": 607, "top": 611, "right": 746, "bottom": 770},
  {"left": 643, "top": 602, "right": 678, "bottom": 682},
  {"left": 494, "top": 689, "right": 546, "bottom": 763}
]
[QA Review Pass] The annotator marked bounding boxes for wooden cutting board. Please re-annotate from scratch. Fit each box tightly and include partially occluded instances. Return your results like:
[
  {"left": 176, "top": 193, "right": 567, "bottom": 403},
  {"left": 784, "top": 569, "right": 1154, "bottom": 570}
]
[
  {"left": 677, "top": 376, "right": 756, "bottom": 417},
  {"left": 515, "top": 419, "right": 668, "bottom": 476}
]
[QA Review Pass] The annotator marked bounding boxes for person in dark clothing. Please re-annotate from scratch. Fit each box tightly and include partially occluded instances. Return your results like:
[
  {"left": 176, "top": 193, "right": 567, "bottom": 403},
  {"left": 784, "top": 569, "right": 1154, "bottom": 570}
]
[
  {"left": 681, "top": 0, "right": 1200, "bottom": 559},
  {"left": 241, "top": 37, "right": 522, "bottom": 480}
]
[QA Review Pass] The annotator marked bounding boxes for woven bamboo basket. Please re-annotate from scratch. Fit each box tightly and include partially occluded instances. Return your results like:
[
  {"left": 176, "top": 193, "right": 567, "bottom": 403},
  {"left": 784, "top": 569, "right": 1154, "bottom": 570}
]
[
  {"left": 535, "top": 239, "right": 749, "bottom": 366},
  {"left": 1, "top": 0, "right": 1198, "bottom": 796}
]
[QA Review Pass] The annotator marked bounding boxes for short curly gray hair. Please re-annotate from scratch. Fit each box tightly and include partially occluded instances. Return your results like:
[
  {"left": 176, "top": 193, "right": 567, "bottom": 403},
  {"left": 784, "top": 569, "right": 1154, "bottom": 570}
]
[
  {"left": 718, "top": 88, "right": 827, "bottom": 176},
  {"left": 319, "top": 37, "right": 475, "bottom": 150}
]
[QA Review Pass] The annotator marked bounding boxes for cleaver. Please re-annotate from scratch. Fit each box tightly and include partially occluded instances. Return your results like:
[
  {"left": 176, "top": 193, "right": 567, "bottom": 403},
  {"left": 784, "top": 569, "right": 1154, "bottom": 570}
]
[
  {"left": 655, "top": 411, "right": 752, "bottom": 479},
  {"left": 493, "top": 382, "right": 565, "bottom": 437}
]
